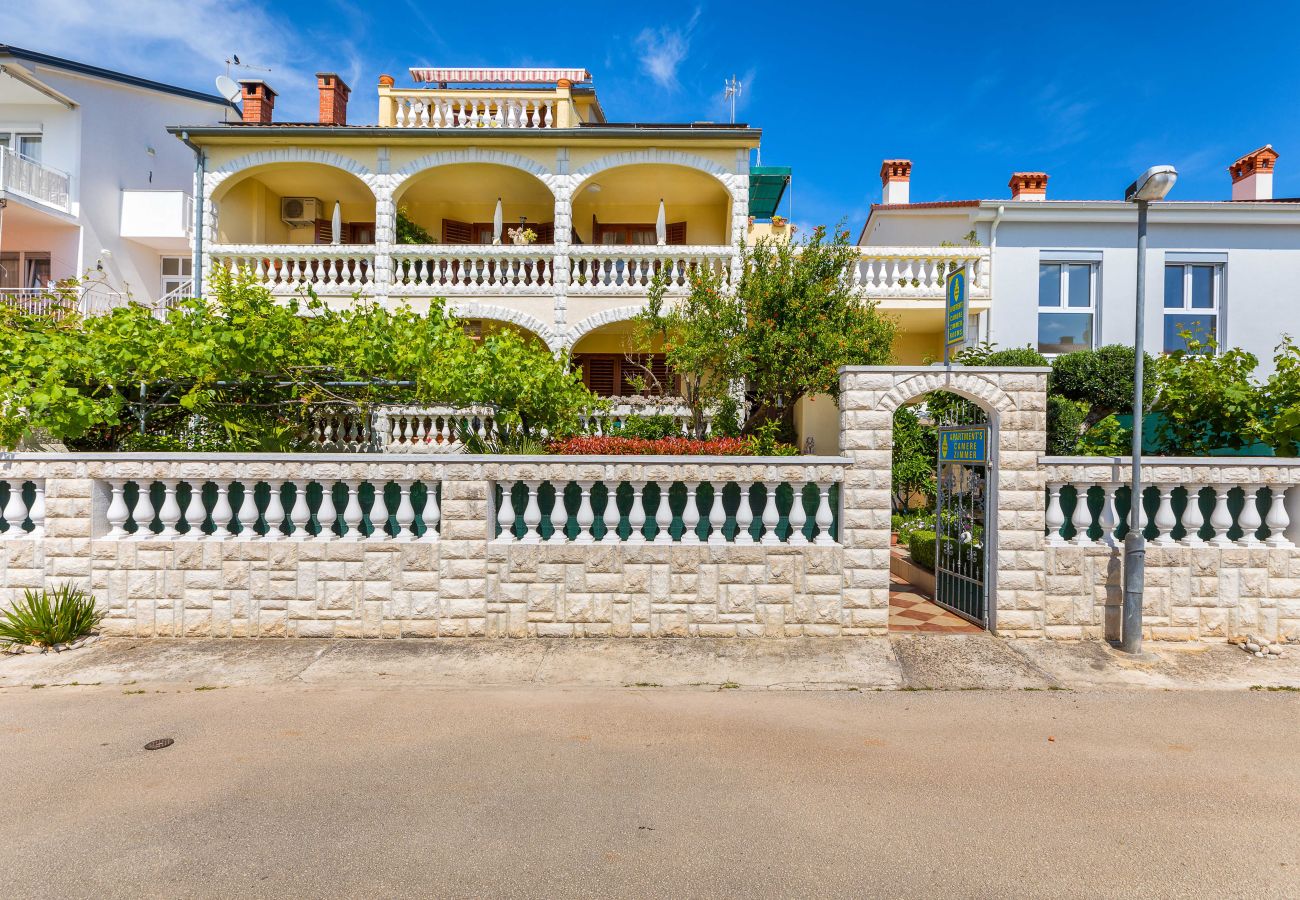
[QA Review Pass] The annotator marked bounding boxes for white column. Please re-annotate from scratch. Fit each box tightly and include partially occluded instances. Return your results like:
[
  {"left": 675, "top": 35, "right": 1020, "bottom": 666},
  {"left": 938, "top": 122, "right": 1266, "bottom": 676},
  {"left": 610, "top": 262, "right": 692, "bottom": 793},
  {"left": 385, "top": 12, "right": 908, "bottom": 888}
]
[
  {"left": 575, "top": 481, "right": 596, "bottom": 544},
  {"left": 627, "top": 481, "right": 647, "bottom": 544},
  {"left": 653, "top": 482, "right": 673, "bottom": 544},
  {"left": 158, "top": 480, "right": 182, "bottom": 539},
  {"left": 601, "top": 481, "right": 621, "bottom": 543},
  {"left": 1151, "top": 484, "right": 1177, "bottom": 547},
  {"left": 420, "top": 482, "right": 440, "bottom": 541},
  {"left": 317, "top": 482, "right": 338, "bottom": 541},
  {"left": 396, "top": 481, "right": 417, "bottom": 542},
  {"left": 734, "top": 481, "right": 754, "bottom": 545},
  {"left": 1264, "top": 485, "right": 1295, "bottom": 549},
  {"left": 1070, "top": 483, "right": 1094, "bottom": 546},
  {"left": 369, "top": 481, "right": 390, "bottom": 540},
  {"left": 549, "top": 481, "right": 569, "bottom": 543},
  {"left": 551, "top": 183, "right": 572, "bottom": 333},
  {"left": 1180, "top": 485, "right": 1206, "bottom": 547},
  {"left": 521, "top": 481, "right": 542, "bottom": 544},
  {"left": 236, "top": 481, "right": 260, "bottom": 539},
  {"left": 3, "top": 479, "right": 29, "bottom": 537},
  {"left": 1237, "top": 484, "right": 1263, "bottom": 547},
  {"left": 680, "top": 484, "right": 701, "bottom": 544},
  {"left": 814, "top": 484, "right": 835, "bottom": 546},
  {"left": 1099, "top": 483, "right": 1120, "bottom": 548},
  {"left": 1045, "top": 483, "right": 1066, "bottom": 546},
  {"left": 787, "top": 482, "right": 809, "bottom": 545},
  {"left": 105, "top": 480, "right": 130, "bottom": 538},
  {"left": 1208, "top": 484, "right": 1234, "bottom": 548},
  {"left": 759, "top": 481, "right": 780, "bottom": 545},
  {"left": 340, "top": 480, "right": 364, "bottom": 541},
  {"left": 262, "top": 480, "right": 285, "bottom": 540},
  {"left": 210, "top": 481, "right": 233, "bottom": 540},
  {"left": 289, "top": 481, "right": 311, "bottom": 540},
  {"left": 27, "top": 480, "right": 45, "bottom": 539},
  {"left": 495, "top": 482, "right": 516, "bottom": 541},
  {"left": 707, "top": 482, "right": 727, "bottom": 545},
  {"left": 132, "top": 481, "right": 156, "bottom": 539}
]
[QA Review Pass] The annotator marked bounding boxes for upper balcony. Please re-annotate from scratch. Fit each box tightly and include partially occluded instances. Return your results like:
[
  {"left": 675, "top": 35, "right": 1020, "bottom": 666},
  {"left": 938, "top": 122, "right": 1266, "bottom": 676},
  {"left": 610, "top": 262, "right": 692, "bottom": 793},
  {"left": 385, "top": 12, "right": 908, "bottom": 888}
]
[
  {"left": 120, "top": 189, "right": 193, "bottom": 250},
  {"left": 377, "top": 67, "right": 602, "bottom": 130},
  {"left": 0, "top": 145, "right": 71, "bottom": 214}
]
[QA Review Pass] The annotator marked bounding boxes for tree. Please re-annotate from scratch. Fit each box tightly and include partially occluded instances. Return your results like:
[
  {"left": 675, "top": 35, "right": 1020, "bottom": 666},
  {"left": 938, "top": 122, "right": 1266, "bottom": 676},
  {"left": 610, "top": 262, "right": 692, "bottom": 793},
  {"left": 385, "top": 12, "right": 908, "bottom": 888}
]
[
  {"left": 1152, "top": 334, "right": 1260, "bottom": 454},
  {"left": 892, "top": 405, "right": 936, "bottom": 513},
  {"left": 1249, "top": 337, "right": 1300, "bottom": 457},
  {"left": 1050, "top": 345, "right": 1155, "bottom": 433}
]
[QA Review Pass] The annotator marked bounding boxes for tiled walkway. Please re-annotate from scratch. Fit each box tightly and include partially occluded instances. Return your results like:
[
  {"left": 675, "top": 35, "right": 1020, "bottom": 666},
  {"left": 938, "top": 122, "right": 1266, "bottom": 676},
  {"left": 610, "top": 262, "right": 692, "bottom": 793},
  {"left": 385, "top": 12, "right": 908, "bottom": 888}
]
[{"left": 888, "top": 575, "right": 983, "bottom": 634}]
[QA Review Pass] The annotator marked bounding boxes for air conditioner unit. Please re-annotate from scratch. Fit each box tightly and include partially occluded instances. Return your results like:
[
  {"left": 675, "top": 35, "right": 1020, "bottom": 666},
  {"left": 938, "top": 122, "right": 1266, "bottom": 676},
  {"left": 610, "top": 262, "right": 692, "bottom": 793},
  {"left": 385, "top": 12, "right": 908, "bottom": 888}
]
[{"left": 281, "top": 197, "right": 322, "bottom": 227}]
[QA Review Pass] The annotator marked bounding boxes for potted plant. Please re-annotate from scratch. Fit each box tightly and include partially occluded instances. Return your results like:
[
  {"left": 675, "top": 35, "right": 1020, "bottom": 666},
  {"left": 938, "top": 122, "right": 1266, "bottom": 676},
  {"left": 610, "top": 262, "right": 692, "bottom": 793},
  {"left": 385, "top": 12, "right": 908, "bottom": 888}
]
[{"left": 508, "top": 226, "right": 538, "bottom": 246}]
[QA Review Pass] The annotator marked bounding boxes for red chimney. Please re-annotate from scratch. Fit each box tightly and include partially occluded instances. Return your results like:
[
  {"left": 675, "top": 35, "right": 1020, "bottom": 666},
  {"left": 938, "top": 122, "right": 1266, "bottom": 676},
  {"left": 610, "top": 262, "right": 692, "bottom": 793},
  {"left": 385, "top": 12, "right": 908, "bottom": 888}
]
[
  {"left": 317, "top": 73, "right": 351, "bottom": 126},
  {"left": 880, "top": 159, "right": 912, "bottom": 205},
  {"left": 1229, "top": 145, "right": 1278, "bottom": 201},
  {"left": 1009, "top": 171, "right": 1048, "bottom": 201},
  {"left": 239, "top": 80, "right": 276, "bottom": 124}
]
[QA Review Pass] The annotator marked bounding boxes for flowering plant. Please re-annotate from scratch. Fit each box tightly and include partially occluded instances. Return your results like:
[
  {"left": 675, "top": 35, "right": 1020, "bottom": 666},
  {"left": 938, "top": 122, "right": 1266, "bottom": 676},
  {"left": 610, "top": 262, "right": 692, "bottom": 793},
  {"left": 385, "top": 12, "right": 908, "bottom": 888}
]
[
  {"left": 508, "top": 226, "right": 538, "bottom": 245},
  {"left": 547, "top": 435, "right": 755, "bottom": 455}
]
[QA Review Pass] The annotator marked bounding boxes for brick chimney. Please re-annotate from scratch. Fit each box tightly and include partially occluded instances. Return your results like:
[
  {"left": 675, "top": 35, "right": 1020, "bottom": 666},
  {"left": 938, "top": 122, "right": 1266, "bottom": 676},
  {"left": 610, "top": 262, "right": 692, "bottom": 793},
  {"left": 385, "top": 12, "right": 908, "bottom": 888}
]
[
  {"left": 880, "top": 159, "right": 912, "bottom": 205},
  {"left": 1229, "top": 145, "right": 1278, "bottom": 201},
  {"left": 317, "top": 73, "right": 351, "bottom": 126},
  {"left": 1009, "top": 171, "right": 1048, "bottom": 201},
  {"left": 239, "top": 80, "right": 276, "bottom": 124}
]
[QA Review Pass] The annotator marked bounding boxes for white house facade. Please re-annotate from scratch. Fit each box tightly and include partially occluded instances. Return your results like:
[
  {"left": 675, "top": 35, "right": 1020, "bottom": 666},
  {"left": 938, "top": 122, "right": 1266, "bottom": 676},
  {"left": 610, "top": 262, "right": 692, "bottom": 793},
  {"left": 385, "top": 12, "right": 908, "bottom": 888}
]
[
  {"left": 0, "top": 45, "right": 230, "bottom": 309},
  {"left": 859, "top": 148, "right": 1300, "bottom": 375}
]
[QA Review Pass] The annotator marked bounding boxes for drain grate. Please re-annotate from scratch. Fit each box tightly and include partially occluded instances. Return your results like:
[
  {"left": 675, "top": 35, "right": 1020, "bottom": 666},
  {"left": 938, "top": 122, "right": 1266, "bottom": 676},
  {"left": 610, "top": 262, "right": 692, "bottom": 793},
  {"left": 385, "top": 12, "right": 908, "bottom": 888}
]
[{"left": 143, "top": 738, "right": 174, "bottom": 751}]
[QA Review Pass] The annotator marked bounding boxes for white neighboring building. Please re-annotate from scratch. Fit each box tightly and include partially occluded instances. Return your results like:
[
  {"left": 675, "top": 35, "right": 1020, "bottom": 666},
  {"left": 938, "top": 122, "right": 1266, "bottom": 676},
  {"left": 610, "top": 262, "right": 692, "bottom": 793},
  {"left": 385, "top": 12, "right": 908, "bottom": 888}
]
[
  {"left": 860, "top": 146, "right": 1300, "bottom": 375},
  {"left": 0, "top": 45, "right": 230, "bottom": 307}
]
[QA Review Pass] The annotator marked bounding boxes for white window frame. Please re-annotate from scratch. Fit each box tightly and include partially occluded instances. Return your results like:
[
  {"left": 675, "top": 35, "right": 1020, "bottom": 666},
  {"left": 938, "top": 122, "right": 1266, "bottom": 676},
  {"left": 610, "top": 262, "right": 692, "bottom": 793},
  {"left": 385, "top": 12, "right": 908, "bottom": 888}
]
[
  {"left": 0, "top": 126, "right": 43, "bottom": 163},
  {"left": 1036, "top": 259, "right": 1099, "bottom": 356},
  {"left": 160, "top": 255, "right": 193, "bottom": 298},
  {"left": 1162, "top": 261, "right": 1223, "bottom": 354}
]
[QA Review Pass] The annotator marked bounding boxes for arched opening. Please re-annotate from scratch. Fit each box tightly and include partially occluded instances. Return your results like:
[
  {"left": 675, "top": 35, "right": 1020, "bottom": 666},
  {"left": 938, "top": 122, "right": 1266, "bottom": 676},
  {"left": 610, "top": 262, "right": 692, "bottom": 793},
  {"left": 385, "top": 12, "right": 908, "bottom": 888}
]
[
  {"left": 393, "top": 164, "right": 555, "bottom": 244},
  {"left": 889, "top": 390, "right": 992, "bottom": 634},
  {"left": 572, "top": 164, "right": 731, "bottom": 246},
  {"left": 569, "top": 319, "right": 673, "bottom": 398},
  {"left": 212, "top": 163, "right": 376, "bottom": 245}
]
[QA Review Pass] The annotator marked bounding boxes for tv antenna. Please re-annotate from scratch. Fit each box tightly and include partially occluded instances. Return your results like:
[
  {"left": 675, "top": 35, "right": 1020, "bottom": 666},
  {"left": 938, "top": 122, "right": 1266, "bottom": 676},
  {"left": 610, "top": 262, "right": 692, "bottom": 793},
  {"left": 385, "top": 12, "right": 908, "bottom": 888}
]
[
  {"left": 225, "top": 54, "right": 272, "bottom": 77},
  {"left": 723, "top": 74, "right": 742, "bottom": 124}
]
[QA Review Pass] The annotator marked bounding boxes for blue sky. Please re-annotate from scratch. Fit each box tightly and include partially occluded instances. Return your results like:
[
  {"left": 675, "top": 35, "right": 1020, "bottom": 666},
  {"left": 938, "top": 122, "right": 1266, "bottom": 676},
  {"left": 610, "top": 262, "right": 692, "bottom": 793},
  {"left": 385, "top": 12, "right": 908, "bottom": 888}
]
[{"left": 6, "top": 0, "right": 1299, "bottom": 232}]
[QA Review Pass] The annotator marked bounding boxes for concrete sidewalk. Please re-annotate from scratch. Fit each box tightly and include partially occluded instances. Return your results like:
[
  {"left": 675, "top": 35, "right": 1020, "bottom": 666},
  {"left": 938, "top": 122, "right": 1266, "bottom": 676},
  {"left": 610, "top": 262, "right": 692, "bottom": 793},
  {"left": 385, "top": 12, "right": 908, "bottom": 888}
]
[{"left": 2, "top": 635, "right": 1297, "bottom": 691}]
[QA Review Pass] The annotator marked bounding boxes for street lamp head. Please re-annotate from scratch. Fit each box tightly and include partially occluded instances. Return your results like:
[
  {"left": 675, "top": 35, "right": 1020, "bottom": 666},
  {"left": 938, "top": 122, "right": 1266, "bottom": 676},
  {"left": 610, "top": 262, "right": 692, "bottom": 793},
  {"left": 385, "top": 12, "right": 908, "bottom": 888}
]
[{"left": 1125, "top": 165, "right": 1178, "bottom": 203}]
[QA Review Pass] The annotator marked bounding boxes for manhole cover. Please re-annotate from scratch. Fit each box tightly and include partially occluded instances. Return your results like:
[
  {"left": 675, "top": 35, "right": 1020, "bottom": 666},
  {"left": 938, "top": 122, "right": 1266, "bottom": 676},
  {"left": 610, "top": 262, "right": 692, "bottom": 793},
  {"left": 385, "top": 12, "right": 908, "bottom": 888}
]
[{"left": 144, "top": 738, "right": 174, "bottom": 751}]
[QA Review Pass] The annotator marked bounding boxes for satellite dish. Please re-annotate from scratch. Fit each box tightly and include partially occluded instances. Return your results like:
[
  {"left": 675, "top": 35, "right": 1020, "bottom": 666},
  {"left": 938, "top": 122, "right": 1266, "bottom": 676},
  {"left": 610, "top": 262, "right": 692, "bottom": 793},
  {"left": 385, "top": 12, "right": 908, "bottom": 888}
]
[{"left": 215, "top": 75, "right": 241, "bottom": 103}]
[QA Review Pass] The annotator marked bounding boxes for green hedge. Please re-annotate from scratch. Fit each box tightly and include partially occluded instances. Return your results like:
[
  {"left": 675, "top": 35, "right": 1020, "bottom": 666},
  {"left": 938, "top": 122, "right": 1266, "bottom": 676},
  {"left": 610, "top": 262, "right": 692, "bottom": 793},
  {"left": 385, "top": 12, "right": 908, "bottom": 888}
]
[{"left": 908, "top": 532, "right": 937, "bottom": 570}]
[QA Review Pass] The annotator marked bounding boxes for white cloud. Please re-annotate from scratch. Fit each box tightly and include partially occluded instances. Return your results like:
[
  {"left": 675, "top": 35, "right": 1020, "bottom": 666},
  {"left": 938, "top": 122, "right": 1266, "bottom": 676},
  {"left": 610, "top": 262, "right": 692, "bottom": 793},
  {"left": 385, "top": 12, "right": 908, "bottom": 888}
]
[
  {"left": 0, "top": 0, "right": 319, "bottom": 117},
  {"left": 635, "top": 9, "right": 701, "bottom": 92}
]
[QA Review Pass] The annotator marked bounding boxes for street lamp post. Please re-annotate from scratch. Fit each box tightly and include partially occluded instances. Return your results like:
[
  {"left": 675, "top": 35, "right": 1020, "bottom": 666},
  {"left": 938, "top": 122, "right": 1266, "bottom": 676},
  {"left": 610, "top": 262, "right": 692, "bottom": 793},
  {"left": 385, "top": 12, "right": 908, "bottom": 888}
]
[{"left": 1121, "top": 165, "right": 1178, "bottom": 654}]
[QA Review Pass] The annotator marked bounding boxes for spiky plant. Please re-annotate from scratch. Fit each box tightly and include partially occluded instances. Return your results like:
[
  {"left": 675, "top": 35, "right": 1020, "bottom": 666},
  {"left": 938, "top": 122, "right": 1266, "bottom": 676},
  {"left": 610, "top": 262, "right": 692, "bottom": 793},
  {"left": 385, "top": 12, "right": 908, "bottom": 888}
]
[{"left": 0, "top": 584, "right": 102, "bottom": 647}]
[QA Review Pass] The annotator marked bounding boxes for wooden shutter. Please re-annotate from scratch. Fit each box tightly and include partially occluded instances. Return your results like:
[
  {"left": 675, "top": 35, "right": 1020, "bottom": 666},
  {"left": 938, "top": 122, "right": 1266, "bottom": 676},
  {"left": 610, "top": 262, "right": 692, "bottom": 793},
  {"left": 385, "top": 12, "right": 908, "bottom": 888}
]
[
  {"left": 314, "top": 218, "right": 331, "bottom": 244},
  {"left": 348, "top": 222, "right": 375, "bottom": 244},
  {"left": 442, "top": 218, "right": 472, "bottom": 244},
  {"left": 666, "top": 221, "right": 687, "bottom": 245},
  {"left": 534, "top": 222, "right": 554, "bottom": 244},
  {"left": 581, "top": 356, "right": 617, "bottom": 396}
]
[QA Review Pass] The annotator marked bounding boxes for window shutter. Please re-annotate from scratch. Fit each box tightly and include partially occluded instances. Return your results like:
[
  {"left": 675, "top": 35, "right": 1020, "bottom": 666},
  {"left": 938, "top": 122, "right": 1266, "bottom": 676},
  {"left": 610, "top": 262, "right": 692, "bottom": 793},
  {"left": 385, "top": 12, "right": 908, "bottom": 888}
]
[
  {"left": 581, "top": 356, "right": 617, "bottom": 396},
  {"left": 442, "top": 219, "right": 472, "bottom": 244},
  {"left": 534, "top": 222, "right": 554, "bottom": 244},
  {"left": 314, "top": 218, "right": 331, "bottom": 244},
  {"left": 666, "top": 221, "right": 687, "bottom": 245}
]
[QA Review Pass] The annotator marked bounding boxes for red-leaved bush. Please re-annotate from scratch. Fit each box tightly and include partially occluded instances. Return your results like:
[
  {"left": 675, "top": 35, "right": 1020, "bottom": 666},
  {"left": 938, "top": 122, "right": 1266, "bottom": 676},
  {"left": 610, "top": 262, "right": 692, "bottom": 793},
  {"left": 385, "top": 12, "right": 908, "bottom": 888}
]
[{"left": 546, "top": 436, "right": 756, "bottom": 456}]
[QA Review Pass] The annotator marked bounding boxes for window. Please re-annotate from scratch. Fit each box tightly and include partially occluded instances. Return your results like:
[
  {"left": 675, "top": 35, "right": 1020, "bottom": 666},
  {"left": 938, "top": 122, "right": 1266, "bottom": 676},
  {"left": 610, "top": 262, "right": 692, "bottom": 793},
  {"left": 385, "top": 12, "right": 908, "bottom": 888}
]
[
  {"left": 161, "top": 256, "right": 193, "bottom": 297},
  {"left": 1164, "top": 263, "right": 1221, "bottom": 352},
  {"left": 1037, "top": 262, "right": 1096, "bottom": 354},
  {"left": 0, "top": 130, "right": 42, "bottom": 162},
  {"left": 0, "top": 251, "right": 51, "bottom": 290},
  {"left": 574, "top": 354, "right": 675, "bottom": 397}
]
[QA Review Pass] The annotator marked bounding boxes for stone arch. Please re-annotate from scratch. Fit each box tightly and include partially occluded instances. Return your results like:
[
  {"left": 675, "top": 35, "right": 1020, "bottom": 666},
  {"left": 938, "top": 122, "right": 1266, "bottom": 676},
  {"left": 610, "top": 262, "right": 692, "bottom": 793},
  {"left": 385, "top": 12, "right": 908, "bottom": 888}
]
[
  {"left": 393, "top": 148, "right": 559, "bottom": 193},
  {"left": 446, "top": 302, "right": 562, "bottom": 351},
  {"left": 879, "top": 370, "right": 1020, "bottom": 418},
  {"left": 208, "top": 148, "right": 374, "bottom": 185},
  {"left": 571, "top": 148, "right": 735, "bottom": 183},
  {"left": 562, "top": 305, "right": 647, "bottom": 350}
]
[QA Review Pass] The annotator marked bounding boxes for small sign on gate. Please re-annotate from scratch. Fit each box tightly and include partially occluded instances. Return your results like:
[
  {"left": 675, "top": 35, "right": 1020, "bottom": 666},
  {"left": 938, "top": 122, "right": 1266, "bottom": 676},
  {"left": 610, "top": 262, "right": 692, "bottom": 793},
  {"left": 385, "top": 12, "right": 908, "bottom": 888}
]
[
  {"left": 945, "top": 269, "right": 967, "bottom": 347},
  {"left": 938, "top": 426, "right": 987, "bottom": 464}
]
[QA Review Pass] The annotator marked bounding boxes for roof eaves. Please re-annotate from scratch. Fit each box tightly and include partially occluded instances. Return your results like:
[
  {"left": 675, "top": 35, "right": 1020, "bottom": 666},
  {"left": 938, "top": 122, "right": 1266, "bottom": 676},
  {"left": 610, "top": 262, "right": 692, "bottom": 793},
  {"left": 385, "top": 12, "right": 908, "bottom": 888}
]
[{"left": 0, "top": 44, "right": 233, "bottom": 107}]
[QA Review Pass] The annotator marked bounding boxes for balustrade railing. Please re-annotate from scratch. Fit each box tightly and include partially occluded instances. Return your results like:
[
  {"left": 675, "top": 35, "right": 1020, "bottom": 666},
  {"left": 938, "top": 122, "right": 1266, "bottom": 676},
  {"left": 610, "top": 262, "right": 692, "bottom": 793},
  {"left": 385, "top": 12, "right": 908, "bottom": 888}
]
[
  {"left": 0, "top": 479, "right": 45, "bottom": 537},
  {"left": 568, "top": 247, "right": 734, "bottom": 295},
  {"left": 209, "top": 246, "right": 376, "bottom": 295},
  {"left": 390, "top": 93, "right": 559, "bottom": 129},
  {"left": 846, "top": 248, "right": 989, "bottom": 300},
  {"left": 493, "top": 476, "right": 839, "bottom": 545},
  {"left": 374, "top": 406, "right": 501, "bottom": 453},
  {"left": 0, "top": 146, "right": 71, "bottom": 212},
  {"left": 1042, "top": 459, "right": 1299, "bottom": 549},
  {"left": 579, "top": 398, "right": 717, "bottom": 437},
  {"left": 391, "top": 246, "right": 554, "bottom": 295},
  {"left": 100, "top": 477, "right": 440, "bottom": 541}
]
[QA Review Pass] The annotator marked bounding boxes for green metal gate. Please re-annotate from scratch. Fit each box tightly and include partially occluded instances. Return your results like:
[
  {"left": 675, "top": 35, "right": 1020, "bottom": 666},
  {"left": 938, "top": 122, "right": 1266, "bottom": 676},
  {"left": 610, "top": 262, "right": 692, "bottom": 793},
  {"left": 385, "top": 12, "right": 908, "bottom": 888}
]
[{"left": 934, "top": 410, "right": 991, "bottom": 628}]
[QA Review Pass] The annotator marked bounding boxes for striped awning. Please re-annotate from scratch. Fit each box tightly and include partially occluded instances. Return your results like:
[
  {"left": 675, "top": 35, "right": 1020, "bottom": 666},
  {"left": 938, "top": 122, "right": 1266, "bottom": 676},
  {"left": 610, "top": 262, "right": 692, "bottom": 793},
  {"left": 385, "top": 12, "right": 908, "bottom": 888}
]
[{"left": 409, "top": 67, "right": 591, "bottom": 84}]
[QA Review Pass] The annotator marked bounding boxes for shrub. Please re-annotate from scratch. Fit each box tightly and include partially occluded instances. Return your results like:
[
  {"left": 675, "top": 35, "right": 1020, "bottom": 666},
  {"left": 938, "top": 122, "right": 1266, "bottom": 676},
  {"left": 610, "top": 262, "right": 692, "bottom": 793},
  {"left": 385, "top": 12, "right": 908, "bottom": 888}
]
[
  {"left": 0, "top": 584, "right": 102, "bottom": 647},
  {"left": 746, "top": 420, "right": 800, "bottom": 456},
  {"left": 547, "top": 435, "right": 757, "bottom": 455},
  {"left": 711, "top": 395, "right": 742, "bottom": 438},
  {"left": 891, "top": 514, "right": 905, "bottom": 533},
  {"left": 1051, "top": 345, "right": 1155, "bottom": 432},
  {"left": 618, "top": 414, "right": 679, "bottom": 440},
  {"left": 908, "top": 531, "right": 937, "bottom": 570},
  {"left": 1047, "top": 396, "right": 1087, "bottom": 456},
  {"left": 955, "top": 342, "right": 1048, "bottom": 367}
]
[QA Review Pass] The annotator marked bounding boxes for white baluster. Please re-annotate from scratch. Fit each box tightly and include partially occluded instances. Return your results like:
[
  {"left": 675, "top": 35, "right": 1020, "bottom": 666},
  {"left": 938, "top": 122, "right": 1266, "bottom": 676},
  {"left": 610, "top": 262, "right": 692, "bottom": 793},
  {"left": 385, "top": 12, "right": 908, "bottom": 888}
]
[
  {"left": 681, "top": 484, "right": 701, "bottom": 544},
  {"left": 236, "top": 481, "right": 260, "bottom": 540},
  {"left": 1180, "top": 485, "right": 1206, "bottom": 547},
  {"left": 653, "top": 482, "right": 673, "bottom": 543},
  {"left": 707, "top": 482, "right": 727, "bottom": 544},
  {"left": 317, "top": 482, "right": 338, "bottom": 540},
  {"left": 1151, "top": 484, "right": 1177, "bottom": 546},
  {"left": 521, "top": 481, "right": 542, "bottom": 544},
  {"left": 601, "top": 482, "right": 621, "bottom": 543},
  {"left": 368, "top": 481, "right": 390, "bottom": 540},
  {"left": 3, "top": 479, "right": 29, "bottom": 537},
  {"left": 1045, "top": 483, "right": 1067, "bottom": 546},
  {"left": 734, "top": 481, "right": 755, "bottom": 544},
  {"left": 421, "top": 483, "right": 440, "bottom": 541},
  {"left": 289, "top": 481, "right": 311, "bottom": 540},
  {"left": 341, "top": 479, "right": 364, "bottom": 541},
  {"left": 788, "top": 482, "right": 809, "bottom": 545},
  {"left": 627, "top": 481, "right": 647, "bottom": 543},
  {"left": 1070, "top": 483, "right": 1095, "bottom": 546},
  {"left": 396, "top": 481, "right": 417, "bottom": 542},
  {"left": 27, "top": 480, "right": 45, "bottom": 538},
  {"left": 105, "top": 480, "right": 129, "bottom": 538},
  {"left": 547, "top": 481, "right": 569, "bottom": 543},
  {"left": 158, "top": 480, "right": 182, "bottom": 539},
  {"left": 760, "top": 481, "right": 780, "bottom": 545},
  {"left": 1205, "top": 484, "right": 1232, "bottom": 547},
  {"left": 1099, "top": 483, "right": 1120, "bottom": 548},
  {"left": 1238, "top": 484, "right": 1263, "bottom": 547},
  {"left": 574, "top": 481, "right": 596, "bottom": 544},
  {"left": 1264, "top": 485, "right": 1295, "bottom": 549},
  {"left": 814, "top": 484, "right": 836, "bottom": 546},
  {"left": 132, "top": 481, "right": 156, "bottom": 539}
]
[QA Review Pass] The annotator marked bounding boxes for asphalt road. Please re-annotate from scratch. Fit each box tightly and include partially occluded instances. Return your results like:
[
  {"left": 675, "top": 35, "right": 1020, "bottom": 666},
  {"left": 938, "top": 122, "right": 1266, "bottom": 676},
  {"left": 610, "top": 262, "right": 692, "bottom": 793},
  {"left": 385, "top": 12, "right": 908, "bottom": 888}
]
[{"left": 3, "top": 684, "right": 1297, "bottom": 899}]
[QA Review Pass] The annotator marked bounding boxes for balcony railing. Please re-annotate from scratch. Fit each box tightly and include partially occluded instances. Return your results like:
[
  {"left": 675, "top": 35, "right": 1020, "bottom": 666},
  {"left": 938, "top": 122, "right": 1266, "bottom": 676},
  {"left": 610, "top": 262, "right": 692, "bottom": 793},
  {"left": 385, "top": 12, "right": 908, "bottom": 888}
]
[
  {"left": 847, "top": 248, "right": 989, "bottom": 300},
  {"left": 569, "top": 246, "right": 735, "bottom": 295},
  {"left": 0, "top": 285, "right": 133, "bottom": 318},
  {"left": 0, "top": 146, "right": 71, "bottom": 212},
  {"left": 209, "top": 245, "right": 376, "bottom": 295},
  {"left": 379, "top": 86, "right": 576, "bottom": 129},
  {"left": 392, "top": 245, "right": 554, "bottom": 295}
]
